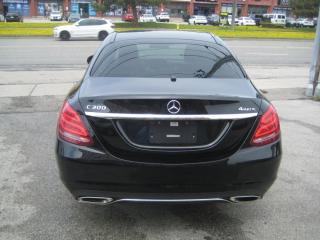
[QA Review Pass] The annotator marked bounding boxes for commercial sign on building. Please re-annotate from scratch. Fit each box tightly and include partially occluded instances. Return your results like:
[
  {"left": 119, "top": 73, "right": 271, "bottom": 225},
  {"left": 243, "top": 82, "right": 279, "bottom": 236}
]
[
  {"left": 279, "top": 0, "right": 289, "bottom": 6},
  {"left": 3, "top": 0, "right": 28, "bottom": 3}
]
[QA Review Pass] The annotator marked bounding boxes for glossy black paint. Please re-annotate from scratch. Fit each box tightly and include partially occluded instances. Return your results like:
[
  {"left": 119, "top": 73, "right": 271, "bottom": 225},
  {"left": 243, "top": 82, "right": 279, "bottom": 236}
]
[
  {"left": 56, "top": 31, "right": 282, "bottom": 202},
  {"left": 56, "top": 139, "right": 281, "bottom": 200}
]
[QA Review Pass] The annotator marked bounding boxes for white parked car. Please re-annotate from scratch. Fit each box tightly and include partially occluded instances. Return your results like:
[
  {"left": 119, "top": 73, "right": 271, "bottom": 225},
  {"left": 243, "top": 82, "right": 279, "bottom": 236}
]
[
  {"left": 227, "top": 15, "right": 239, "bottom": 25},
  {"left": 286, "top": 17, "right": 298, "bottom": 27},
  {"left": 297, "top": 18, "right": 314, "bottom": 27},
  {"left": 238, "top": 17, "right": 255, "bottom": 26},
  {"left": 139, "top": 14, "right": 156, "bottom": 22},
  {"left": 53, "top": 18, "right": 115, "bottom": 41},
  {"left": 50, "top": 11, "right": 63, "bottom": 21},
  {"left": 263, "top": 14, "right": 286, "bottom": 25},
  {"left": 156, "top": 12, "right": 170, "bottom": 22},
  {"left": 188, "top": 15, "right": 208, "bottom": 25}
]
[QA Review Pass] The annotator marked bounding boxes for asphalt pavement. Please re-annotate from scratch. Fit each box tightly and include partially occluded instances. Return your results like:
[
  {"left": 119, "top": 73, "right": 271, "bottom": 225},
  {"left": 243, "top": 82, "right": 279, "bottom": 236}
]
[
  {"left": 0, "top": 37, "right": 313, "bottom": 69},
  {"left": 0, "top": 37, "right": 320, "bottom": 240}
]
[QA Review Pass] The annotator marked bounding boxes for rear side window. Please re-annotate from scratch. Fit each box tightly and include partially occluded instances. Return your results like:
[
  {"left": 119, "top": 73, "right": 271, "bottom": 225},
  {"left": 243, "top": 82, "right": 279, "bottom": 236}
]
[
  {"left": 78, "top": 19, "right": 92, "bottom": 26},
  {"left": 91, "top": 43, "right": 245, "bottom": 79},
  {"left": 96, "top": 19, "right": 107, "bottom": 25}
]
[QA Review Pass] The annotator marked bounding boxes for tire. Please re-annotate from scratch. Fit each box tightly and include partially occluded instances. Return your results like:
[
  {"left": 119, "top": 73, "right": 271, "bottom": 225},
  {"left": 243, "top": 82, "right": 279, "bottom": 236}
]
[
  {"left": 60, "top": 31, "right": 70, "bottom": 41},
  {"left": 98, "top": 31, "right": 108, "bottom": 41}
]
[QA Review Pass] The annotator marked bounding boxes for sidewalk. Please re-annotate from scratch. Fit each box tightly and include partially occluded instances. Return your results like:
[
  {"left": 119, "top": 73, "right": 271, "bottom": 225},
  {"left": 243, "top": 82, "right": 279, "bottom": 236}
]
[{"left": 0, "top": 65, "right": 310, "bottom": 98}]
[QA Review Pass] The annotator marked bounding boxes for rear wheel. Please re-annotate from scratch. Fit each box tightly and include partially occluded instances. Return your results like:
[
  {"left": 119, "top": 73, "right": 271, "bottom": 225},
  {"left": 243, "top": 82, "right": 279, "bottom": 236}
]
[
  {"left": 60, "top": 31, "right": 70, "bottom": 41},
  {"left": 98, "top": 31, "right": 108, "bottom": 41}
]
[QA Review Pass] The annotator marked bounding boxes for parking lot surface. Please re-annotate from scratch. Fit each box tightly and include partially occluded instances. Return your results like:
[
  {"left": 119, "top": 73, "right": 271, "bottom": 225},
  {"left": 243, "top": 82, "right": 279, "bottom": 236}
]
[{"left": 0, "top": 38, "right": 319, "bottom": 240}]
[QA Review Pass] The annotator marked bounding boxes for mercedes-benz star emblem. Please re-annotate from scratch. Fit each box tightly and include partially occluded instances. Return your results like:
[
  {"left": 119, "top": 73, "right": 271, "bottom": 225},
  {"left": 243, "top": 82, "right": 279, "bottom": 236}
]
[{"left": 167, "top": 100, "right": 181, "bottom": 114}]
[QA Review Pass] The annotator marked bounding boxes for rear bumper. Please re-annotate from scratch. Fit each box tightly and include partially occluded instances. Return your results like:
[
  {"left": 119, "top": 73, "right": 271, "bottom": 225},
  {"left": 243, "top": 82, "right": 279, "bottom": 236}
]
[
  {"left": 56, "top": 140, "right": 281, "bottom": 203},
  {"left": 50, "top": 17, "right": 62, "bottom": 21}
]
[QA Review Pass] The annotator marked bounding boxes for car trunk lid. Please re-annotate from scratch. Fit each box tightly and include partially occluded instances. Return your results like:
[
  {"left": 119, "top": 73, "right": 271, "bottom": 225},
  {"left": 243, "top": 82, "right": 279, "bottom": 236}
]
[{"left": 79, "top": 77, "right": 261, "bottom": 163}]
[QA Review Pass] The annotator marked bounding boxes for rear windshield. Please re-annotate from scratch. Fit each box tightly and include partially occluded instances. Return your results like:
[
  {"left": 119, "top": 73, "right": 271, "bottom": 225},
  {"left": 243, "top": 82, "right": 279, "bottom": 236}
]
[{"left": 91, "top": 43, "right": 245, "bottom": 79}]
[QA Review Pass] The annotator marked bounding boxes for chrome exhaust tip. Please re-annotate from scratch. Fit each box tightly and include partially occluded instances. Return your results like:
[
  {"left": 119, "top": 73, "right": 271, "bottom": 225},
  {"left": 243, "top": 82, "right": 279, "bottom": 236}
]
[
  {"left": 77, "top": 197, "right": 114, "bottom": 205},
  {"left": 230, "top": 195, "right": 261, "bottom": 203}
]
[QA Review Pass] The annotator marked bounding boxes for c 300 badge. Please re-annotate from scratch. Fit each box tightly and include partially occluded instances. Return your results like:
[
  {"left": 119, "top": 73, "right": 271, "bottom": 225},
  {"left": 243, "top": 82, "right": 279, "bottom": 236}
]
[{"left": 86, "top": 105, "right": 110, "bottom": 112}]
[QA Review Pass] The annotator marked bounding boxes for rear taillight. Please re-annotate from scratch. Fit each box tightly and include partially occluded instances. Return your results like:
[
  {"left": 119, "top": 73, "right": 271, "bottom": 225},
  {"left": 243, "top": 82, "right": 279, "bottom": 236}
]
[
  {"left": 58, "top": 101, "right": 93, "bottom": 146},
  {"left": 251, "top": 105, "right": 280, "bottom": 146}
]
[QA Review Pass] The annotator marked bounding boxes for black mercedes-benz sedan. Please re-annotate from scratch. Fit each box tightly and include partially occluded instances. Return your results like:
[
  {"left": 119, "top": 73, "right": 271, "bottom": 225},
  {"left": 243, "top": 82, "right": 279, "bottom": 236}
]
[{"left": 56, "top": 31, "right": 281, "bottom": 205}]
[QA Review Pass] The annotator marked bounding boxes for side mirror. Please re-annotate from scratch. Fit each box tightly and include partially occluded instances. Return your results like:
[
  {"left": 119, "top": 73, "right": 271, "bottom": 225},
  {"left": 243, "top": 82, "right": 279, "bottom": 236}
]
[{"left": 87, "top": 55, "right": 93, "bottom": 64}]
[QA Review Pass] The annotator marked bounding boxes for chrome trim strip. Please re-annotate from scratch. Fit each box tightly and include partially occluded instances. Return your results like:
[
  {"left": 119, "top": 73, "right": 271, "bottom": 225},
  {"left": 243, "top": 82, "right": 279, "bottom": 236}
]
[
  {"left": 116, "top": 121, "right": 231, "bottom": 150},
  {"left": 85, "top": 112, "right": 258, "bottom": 120},
  {"left": 77, "top": 197, "right": 232, "bottom": 205},
  {"left": 116, "top": 198, "right": 232, "bottom": 203}
]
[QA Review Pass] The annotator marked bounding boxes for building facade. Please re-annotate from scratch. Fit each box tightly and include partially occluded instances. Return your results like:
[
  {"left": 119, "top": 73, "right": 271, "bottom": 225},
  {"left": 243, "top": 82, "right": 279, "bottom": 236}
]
[
  {"left": 192, "top": 0, "right": 279, "bottom": 17},
  {"left": 0, "top": 0, "right": 101, "bottom": 16},
  {"left": 0, "top": 0, "right": 282, "bottom": 17},
  {"left": 167, "top": 0, "right": 280, "bottom": 17},
  {"left": 273, "top": 0, "right": 290, "bottom": 16}
]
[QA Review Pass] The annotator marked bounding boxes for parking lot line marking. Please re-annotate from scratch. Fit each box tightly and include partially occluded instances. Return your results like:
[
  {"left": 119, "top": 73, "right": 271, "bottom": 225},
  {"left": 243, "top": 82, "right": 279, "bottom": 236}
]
[
  {"left": 0, "top": 45, "right": 92, "bottom": 49},
  {"left": 246, "top": 52, "right": 289, "bottom": 56},
  {"left": 229, "top": 45, "right": 311, "bottom": 49}
]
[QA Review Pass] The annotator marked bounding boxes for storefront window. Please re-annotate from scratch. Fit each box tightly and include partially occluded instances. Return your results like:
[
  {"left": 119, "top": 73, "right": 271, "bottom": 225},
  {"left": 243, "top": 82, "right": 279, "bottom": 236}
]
[
  {"left": 248, "top": 6, "right": 268, "bottom": 15},
  {"left": 3, "top": 0, "right": 29, "bottom": 16},
  {"left": 194, "top": 4, "right": 215, "bottom": 16},
  {"left": 167, "top": 3, "right": 187, "bottom": 17},
  {"left": 273, "top": 7, "right": 290, "bottom": 16},
  {"left": 221, "top": 3, "right": 242, "bottom": 16},
  {"left": 71, "top": 0, "right": 96, "bottom": 17},
  {"left": 105, "top": 4, "right": 123, "bottom": 16},
  {"left": 38, "top": 1, "right": 62, "bottom": 16}
]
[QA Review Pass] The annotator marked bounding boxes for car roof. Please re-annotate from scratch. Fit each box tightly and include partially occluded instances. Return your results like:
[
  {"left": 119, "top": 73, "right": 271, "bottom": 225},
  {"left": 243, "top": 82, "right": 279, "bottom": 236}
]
[{"left": 114, "top": 31, "right": 215, "bottom": 43}]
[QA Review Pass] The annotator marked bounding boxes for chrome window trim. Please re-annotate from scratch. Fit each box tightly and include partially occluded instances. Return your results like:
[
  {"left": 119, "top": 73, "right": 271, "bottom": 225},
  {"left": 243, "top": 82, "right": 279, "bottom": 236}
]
[{"left": 85, "top": 112, "right": 258, "bottom": 120}]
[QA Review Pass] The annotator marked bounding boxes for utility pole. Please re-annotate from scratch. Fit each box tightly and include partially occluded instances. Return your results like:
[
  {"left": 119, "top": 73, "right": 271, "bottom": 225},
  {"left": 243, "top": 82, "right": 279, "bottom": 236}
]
[
  {"left": 231, "top": 0, "right": 237, "bottom": 30},
  {"left": 307, "top": 6, "right": 320, "bottom": 97}
]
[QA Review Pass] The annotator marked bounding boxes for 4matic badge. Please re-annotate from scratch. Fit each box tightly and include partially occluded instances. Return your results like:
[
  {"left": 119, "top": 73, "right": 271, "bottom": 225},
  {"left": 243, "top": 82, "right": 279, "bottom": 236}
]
[{"left": 238, "top": 107, "right": 256, "bottom": 112}]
